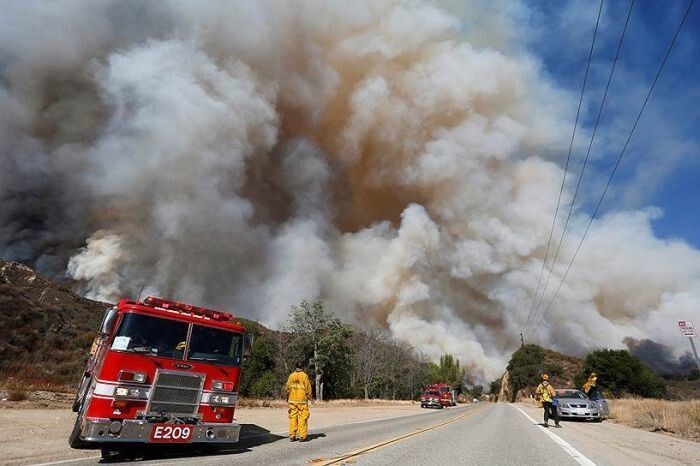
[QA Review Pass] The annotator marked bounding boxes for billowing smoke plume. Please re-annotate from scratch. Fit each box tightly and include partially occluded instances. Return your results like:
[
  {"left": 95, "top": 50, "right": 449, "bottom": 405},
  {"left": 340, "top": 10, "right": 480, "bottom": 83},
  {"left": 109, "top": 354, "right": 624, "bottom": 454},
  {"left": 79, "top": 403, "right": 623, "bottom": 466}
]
[
  {"left": 2, "top": 0, "right": 699, "bottom": 381},
  {"left": 624, "top": 337, "right": 697, "bottom": 377}
]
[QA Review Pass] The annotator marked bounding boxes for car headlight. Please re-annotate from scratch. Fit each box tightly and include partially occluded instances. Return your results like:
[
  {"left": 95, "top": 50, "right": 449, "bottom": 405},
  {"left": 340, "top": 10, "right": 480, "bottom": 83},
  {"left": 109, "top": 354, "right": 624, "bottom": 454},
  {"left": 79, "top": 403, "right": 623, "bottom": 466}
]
[{"left": 561, "top": 403, "right": 570, "bottom": 408}]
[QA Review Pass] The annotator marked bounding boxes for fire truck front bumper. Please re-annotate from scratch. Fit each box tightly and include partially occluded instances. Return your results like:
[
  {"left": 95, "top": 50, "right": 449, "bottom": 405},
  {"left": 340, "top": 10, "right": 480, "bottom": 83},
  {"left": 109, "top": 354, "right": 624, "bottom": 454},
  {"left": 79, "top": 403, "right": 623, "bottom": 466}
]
[{"left": 80, "top": 419, "right": 241, "bottom": 444}]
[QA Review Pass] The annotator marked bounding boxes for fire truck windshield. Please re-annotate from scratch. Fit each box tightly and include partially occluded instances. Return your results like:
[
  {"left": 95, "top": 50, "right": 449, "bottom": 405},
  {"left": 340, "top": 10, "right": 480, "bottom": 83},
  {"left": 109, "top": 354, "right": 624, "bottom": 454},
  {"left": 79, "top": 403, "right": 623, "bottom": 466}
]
[
  {"left": 111, "top": 313, "right": 189, "bottom": 358},
  {"left": 187, "top": 325, "right": 243, "bottom": 367}
]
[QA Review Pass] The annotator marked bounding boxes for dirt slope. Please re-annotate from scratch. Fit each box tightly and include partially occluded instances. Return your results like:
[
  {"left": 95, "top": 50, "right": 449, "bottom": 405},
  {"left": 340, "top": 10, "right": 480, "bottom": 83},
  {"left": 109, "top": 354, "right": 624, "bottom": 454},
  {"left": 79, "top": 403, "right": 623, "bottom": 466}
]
[{"left": 0, "top": 260, "right": 109, "bottom": 388}]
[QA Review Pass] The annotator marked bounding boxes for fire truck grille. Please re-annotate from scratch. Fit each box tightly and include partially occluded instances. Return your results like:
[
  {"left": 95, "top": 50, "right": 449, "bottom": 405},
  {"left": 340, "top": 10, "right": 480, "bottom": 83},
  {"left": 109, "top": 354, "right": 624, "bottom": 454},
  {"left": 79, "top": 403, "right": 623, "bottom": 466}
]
[{"left": 147, "top": 371, "right": 204, "bottom": 415}]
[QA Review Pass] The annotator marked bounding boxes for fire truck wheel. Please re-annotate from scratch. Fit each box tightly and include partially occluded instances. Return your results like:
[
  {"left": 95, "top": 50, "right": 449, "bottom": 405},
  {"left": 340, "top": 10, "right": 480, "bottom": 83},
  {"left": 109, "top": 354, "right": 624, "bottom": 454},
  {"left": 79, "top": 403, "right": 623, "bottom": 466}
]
[
  {"left": 100, "top": 447, "right": 123, "bottom": 461},
  {"left": 68, "top": 416, "right": 90, "bottom": 449},
  {"left": 100, "top": 447, "right": 122, "bottom": 463},
  {"left": 438, "top": 404, "right": 444, "bottom": 409}
]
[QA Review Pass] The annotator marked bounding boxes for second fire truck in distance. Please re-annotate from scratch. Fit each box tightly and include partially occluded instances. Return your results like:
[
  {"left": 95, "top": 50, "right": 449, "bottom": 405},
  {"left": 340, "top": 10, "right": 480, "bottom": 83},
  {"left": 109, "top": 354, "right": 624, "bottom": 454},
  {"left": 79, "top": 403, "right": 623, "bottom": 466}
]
[{"left": 427, "top": 383, "right": 457, "bottom": 407}]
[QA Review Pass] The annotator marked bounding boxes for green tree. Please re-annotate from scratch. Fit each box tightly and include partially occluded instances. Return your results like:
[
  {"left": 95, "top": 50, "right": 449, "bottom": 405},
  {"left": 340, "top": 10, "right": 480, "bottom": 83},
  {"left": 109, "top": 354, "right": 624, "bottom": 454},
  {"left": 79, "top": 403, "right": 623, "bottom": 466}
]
[
  {"left": 287, "top": 300, "right": 353, "bottom": 401},
  {"left": 506, "top": 344, "right": 544, "bottom": 401},
  {"left": 470, "top": 385, "right": 484, "bottom": 399},
  {"left": 575, "top": 349, "right": 667, "bottom": 398},
  {"left": 489, "top": 378, "right": 502, "bottom": 396},
  {"left": 429, "top": 353, "right": 462, "bottom": 386},
  {"left": 239, "top": 334, "right": 280, "bottom": 398}
]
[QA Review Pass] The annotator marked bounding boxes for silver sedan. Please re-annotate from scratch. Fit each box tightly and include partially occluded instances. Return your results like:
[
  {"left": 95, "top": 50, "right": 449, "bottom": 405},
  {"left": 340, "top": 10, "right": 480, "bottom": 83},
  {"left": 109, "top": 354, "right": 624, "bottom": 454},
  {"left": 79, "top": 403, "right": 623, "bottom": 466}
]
[{"left": 556, "top": 389, "right": 603, "bottom": 422}]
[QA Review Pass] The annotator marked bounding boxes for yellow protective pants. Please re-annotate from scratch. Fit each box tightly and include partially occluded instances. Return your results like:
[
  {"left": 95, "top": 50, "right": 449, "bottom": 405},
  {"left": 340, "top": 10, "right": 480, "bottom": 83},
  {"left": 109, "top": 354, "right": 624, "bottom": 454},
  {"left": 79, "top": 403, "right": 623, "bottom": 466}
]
[{"left": 288, "top": 402, "right": 310, "bottom": 439}]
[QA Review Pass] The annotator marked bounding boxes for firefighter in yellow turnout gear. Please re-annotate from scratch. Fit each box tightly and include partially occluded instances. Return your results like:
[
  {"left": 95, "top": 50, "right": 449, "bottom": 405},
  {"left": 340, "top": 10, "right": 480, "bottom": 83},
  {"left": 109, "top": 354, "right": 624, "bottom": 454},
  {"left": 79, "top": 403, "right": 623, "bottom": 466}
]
[
  {"left": 285, "top": 364, "right": 312, "bottom": 442},
  {"left": 535, "top": 373, "right": 560, "bottom": 428}
]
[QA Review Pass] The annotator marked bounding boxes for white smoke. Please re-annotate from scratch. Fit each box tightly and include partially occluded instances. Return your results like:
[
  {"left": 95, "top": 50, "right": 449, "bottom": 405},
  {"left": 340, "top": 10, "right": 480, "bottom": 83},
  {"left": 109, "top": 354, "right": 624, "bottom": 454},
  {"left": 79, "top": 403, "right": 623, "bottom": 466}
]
[{"left": 1, "top": 0, "right": 698, "bottom": 381}]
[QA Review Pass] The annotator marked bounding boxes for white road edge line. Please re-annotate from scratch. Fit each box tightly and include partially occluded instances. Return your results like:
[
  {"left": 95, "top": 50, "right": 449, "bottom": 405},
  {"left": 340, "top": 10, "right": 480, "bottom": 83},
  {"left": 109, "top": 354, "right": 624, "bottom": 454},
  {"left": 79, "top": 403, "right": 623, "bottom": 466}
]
[{"left": 512, "top": 404, "right": 596, "bottom": 466}]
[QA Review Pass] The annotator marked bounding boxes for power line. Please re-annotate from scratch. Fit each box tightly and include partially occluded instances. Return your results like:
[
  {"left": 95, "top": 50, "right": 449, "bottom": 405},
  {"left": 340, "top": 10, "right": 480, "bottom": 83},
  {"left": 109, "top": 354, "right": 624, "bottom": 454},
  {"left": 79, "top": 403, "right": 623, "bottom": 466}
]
[
  {"left": 528, "top": 0, "right": 636, "bottom": 334},
  {"left": 524, "top": 0, "right": 604, "bottom": 332},
  {"left": 530, "top": 0, "right": 696, "bottom": 336}
]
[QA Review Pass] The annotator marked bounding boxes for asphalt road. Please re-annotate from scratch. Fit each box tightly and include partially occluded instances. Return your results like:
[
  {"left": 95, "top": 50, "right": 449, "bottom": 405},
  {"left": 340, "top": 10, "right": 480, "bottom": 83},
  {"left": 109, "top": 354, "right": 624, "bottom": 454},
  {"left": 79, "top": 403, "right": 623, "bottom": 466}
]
[
  {"left": 45, "top": 404, "right": 581, "bottom": 466},
  {"left": 40, "top": 403, "right": 700, "bottom": 466}
]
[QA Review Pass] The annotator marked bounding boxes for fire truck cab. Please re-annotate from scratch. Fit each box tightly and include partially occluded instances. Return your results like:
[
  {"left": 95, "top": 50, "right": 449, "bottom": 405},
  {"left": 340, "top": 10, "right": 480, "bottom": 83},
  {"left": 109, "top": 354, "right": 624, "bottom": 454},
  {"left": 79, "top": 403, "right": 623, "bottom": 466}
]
[{"left": 69, "top": 296, "right": 251, "bottom": 456}]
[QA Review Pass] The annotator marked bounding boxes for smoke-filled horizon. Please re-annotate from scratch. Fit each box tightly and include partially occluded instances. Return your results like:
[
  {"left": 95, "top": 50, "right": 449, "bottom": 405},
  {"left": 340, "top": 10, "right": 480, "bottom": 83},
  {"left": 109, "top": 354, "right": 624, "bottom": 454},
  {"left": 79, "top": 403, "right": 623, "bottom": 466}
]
[{"left": 2, "top": 0, "right": 699, "bottom": 382}]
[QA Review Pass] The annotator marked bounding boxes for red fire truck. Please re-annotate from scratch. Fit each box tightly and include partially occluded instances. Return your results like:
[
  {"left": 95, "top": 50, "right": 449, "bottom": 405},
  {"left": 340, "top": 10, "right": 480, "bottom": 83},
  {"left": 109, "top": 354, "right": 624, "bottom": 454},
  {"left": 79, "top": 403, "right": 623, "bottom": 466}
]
[
  {"left": 69, "top": 296, "right": 252, "bottom": 457},
  {"left": 427, "top": 383, "right": 457, "bottom": 407}
]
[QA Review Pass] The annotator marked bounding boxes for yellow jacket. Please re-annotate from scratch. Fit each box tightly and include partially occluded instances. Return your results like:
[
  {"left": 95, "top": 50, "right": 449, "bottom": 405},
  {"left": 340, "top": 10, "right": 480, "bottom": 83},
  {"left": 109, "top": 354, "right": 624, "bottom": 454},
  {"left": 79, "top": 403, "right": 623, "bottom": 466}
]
[
  {"left": 285, "top": 369, "right": 312, "bottom": 403},
  {"left": 536, "top": 382, "right": 556, "bottom": 402}
]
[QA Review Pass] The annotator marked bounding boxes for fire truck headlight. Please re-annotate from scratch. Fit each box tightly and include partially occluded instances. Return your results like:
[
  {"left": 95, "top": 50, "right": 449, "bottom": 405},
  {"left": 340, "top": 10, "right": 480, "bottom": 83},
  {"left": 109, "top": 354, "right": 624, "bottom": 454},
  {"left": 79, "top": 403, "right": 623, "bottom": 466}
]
[
  {"left": 128, "top": 388, "right": 147, "bottom": 398},
  {"left": 114, "top": 386, "right": 149, "bottom": 399},
  {"left": 209, "top": 394, "right": 236, "bottom": 405}
]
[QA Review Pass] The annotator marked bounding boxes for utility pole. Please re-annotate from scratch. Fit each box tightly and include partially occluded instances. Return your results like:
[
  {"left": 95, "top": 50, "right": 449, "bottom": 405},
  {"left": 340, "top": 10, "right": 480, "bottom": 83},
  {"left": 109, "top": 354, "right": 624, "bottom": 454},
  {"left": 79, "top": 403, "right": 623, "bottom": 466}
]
[{"left": 520, "top": 332, "right": 524, "bottom": 348}]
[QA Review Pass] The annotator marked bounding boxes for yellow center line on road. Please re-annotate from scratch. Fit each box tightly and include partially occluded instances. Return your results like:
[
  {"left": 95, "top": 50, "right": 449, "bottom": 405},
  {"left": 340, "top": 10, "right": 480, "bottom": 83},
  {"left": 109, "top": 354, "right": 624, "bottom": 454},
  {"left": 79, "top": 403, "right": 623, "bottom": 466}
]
[{"left": 312, "top": 405, "right": 488, "bottom": 465}]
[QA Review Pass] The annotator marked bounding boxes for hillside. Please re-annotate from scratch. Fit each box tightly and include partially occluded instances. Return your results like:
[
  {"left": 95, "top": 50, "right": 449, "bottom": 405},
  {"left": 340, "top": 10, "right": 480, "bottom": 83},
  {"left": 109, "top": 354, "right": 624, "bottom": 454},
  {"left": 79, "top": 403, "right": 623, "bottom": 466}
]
[
  {"left": 498, "top": 344, "right": 584, "bottom": 402},
  {"left": 0, "top": 260, "right": 109, "bottom": 388},
  {"left": 0, "top": 260, "right": 277, "bottom": 391}
]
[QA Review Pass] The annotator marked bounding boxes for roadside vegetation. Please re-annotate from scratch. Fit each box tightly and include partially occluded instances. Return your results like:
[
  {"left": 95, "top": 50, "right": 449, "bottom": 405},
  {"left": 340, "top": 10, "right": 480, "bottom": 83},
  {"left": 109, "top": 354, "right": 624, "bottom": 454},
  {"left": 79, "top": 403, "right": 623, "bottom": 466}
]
[
  {"left": 608, "top": 398, "right": 700, "bottom": 441},
  {"left": 502, "top": 344, "right": 695, "bottom": 402},
  {"left": 574, "top": 349, "right": 667, "bottom": 398},
  {"left": 239, "top": 299, "right": 466, "bottom": 401}
]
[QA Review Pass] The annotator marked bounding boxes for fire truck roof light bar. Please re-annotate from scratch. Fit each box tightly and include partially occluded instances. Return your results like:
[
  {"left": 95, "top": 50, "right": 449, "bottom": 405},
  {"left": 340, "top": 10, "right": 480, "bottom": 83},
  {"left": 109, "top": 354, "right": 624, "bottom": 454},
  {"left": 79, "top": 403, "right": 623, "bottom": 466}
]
[{"left": 122, "top": 296, "right": 234, "bottom": 322}]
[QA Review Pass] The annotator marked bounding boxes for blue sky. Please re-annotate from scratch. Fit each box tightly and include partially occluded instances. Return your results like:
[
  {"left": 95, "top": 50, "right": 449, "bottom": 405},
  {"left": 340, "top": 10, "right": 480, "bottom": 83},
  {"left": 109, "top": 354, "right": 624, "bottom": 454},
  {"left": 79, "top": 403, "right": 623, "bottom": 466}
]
[{"left": 520, "top": 0, "right": 700, "bottom": 247}]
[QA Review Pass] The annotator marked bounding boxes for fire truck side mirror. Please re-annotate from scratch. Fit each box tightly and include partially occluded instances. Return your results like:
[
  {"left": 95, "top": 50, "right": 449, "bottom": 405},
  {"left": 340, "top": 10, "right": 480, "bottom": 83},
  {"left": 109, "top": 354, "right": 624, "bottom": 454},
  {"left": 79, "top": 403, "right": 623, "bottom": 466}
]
[
  {"left": 243, "top": 334, "right": 254, "bottom": 361},
  {"left": 99, "top": 307, "right": 118, "bottom": 336}
]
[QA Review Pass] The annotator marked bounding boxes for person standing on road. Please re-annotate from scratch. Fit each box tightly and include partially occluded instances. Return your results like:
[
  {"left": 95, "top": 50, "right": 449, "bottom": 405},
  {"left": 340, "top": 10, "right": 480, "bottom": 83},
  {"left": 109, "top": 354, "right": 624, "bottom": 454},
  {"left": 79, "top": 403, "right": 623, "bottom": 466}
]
[
  {"left": 535, "top": 373, "right": 561, "bottom": 428},
  {"left": 285, "top": 363, "right": 313, "bottom": 442}
]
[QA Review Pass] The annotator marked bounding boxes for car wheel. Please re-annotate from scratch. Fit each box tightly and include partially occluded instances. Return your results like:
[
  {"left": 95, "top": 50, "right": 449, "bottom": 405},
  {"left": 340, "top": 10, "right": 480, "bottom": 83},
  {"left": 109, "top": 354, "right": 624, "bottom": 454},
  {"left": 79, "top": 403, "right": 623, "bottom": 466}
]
[{"left": 439, "top": 404, "right": 444, "bottom": 409}]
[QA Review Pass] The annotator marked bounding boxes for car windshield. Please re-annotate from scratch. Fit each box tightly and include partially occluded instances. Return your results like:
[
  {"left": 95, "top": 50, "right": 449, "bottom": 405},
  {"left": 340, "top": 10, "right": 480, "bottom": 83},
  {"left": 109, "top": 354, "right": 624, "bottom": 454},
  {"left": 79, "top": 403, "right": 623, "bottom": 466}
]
[
  {"left": 111, "top": 313, "right": 188, "bottom": 359},
  {"left": 424, "top": 391, "right": 440, "bottom": 396},
  {"left": 558, "top": 390, "right": 588, "bottom": 399},
  {"left": 187, "top": 324, "right": 243, "bottom": 367}
]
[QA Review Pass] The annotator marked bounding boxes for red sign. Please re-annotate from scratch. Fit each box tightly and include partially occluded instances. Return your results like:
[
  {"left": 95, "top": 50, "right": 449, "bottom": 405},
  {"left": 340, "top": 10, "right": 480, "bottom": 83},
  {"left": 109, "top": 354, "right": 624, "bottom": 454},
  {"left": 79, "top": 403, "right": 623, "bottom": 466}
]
[
  {"left": 677, "top": 320, "right": 696, "bottom": 337},
  {"left": 149, "top": 424, "right": 194, "bottom": 443}
]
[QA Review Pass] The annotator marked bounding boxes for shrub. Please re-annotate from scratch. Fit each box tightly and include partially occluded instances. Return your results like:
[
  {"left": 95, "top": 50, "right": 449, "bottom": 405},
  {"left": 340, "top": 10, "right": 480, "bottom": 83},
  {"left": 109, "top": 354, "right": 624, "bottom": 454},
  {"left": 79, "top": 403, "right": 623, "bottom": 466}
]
[
  {"left": 576, "top": 349, "right": 667, "bottom": 398},
  {"left": 249, "top": 371, "right": 280, "bottom": 398},
  {"left": 8, "top": 390, "right": 28, "bottom": 401}
]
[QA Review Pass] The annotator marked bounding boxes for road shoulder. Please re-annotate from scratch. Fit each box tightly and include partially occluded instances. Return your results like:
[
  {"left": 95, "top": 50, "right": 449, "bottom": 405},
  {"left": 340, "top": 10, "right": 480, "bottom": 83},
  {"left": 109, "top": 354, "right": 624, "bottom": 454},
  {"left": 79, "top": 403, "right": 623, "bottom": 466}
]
[{"left": 517, "top": 402, "right": 700, "bottom": 466}]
